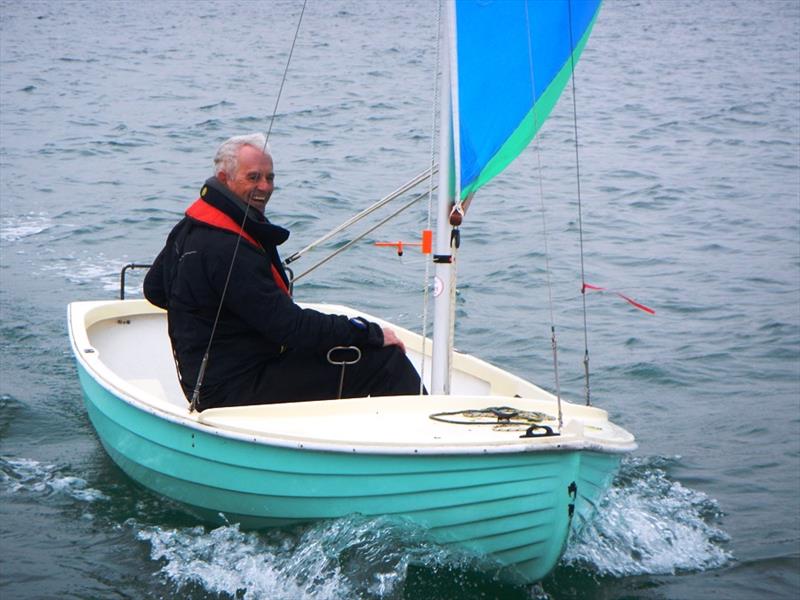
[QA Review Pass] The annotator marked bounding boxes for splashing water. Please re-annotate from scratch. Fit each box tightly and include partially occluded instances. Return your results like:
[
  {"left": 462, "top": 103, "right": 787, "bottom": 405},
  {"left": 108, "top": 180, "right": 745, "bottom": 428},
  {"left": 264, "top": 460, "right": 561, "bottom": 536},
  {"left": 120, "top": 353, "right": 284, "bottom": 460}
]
[
  {"left": 3, "top": 453, "right": 732, "bottom": 596},
  {"left": 0, "top": 456, "right": 109, "bottom": 503},
  {"left": 134, "top": 515, "right": 483, "bottom": 600},
  {"left": 564, "top": 456, "right": 732, "bottom": 576},
  {"left": 39, "top": 254, "right": 128, "bottom": 293},
  {"left": 0, "top": 213, "right": 52, "bottom": 243},
  {"left": 127, "top": 455, "right": 732, "bottom": 598}
]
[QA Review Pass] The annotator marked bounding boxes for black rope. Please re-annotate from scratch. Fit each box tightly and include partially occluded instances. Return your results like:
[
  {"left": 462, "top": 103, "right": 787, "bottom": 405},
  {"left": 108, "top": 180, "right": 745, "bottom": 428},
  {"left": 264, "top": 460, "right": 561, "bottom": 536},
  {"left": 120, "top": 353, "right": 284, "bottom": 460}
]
[
  {"left": 189, "top": 210, "right": 249, "bottom": 412},
  {"left": 429, "top": 406, "right": 554, "bottom": 426},
  {"left": 524, "top": 0, "right": 564, "bottom": 429},
  {"left": 262, "top": 0, "right": 307, "bottom": 154},
  {"left": 190, "top": 1, "right": 307, "bottom": 412},
  {"left": 566, "top": 0, "right": 592, "bottom": 407}
]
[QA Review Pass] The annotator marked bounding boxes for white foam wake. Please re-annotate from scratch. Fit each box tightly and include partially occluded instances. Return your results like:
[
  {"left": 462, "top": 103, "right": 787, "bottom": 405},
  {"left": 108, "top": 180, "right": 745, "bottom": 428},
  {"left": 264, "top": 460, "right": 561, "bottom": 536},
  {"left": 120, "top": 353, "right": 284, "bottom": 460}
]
[
  {"left": 3, "top": 452, "right": 731, "bottom": 596},
  {"left": 37, "top": 252, "right": 129, "bottom": 293},
  {"left": 126, "top": 455, "right": 732, "bottom": 598},
  {"left": 0, "top": 456, "right": 109, "bottom": 503},
  {"left": 0, "top": 213, "right": 52, "bottom": 242},
  {"left": 134, "top": 515, "right": 478, "bottom": 600},
  {"left": 564, "top": 455, "right": 732, "bottom": 576}
]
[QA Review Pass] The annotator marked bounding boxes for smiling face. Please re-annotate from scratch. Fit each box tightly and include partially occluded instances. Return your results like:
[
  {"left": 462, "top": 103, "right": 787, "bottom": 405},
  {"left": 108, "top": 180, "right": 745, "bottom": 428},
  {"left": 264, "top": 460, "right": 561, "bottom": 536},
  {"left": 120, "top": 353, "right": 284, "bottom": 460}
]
[{"left": 218, "top": 144, "right": 275, "bottom": 215}]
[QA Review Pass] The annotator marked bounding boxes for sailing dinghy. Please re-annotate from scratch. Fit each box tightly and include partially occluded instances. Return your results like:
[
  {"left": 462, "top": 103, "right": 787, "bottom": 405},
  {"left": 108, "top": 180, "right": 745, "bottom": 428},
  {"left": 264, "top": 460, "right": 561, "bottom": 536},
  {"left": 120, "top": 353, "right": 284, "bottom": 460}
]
[{"left": 68, "top": 0, "right": 636, "bottom": 584}]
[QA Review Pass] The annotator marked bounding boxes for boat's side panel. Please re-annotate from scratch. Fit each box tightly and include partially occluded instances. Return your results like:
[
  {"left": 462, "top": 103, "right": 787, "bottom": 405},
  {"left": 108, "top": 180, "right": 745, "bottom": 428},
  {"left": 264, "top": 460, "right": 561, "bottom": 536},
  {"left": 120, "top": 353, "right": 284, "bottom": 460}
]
[
  {"left": 76, "top": 362, "right": 581, "bottom": 582},
  {"left": 572, "top": 451, "right": 622, "bottom": 534}
]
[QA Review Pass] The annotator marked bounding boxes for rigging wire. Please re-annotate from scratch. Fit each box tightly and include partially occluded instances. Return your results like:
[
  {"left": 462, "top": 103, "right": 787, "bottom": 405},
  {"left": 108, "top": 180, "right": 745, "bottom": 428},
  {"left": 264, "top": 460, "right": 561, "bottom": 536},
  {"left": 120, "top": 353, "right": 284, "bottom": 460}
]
[
  {"left": 419, "top": 0, "right": 443, "bottom": 395},
  {"left": 262, "top": 0, "right": 307, "bottom": 156},
  {"left": 283, "top": 165, "right": 437, "bottom": 266},
  {"left": 566, "top": 0, "right": 592, "bottom": 406},
  {"left": 523, "top": 0, "right": 563, "bottom": 430},
  {"left": 291, "top": 187, "right": 436, "bottom": 283},
  {"left": 190, "top": 0, "right": 308, "bottom": 413}
]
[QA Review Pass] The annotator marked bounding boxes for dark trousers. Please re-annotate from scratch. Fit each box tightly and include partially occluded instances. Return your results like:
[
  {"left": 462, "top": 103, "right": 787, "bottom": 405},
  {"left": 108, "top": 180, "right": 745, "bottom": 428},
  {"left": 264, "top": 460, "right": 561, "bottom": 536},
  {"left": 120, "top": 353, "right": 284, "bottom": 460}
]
[{"left": 224, "top": 345, "right": 423, "bottom": 407}]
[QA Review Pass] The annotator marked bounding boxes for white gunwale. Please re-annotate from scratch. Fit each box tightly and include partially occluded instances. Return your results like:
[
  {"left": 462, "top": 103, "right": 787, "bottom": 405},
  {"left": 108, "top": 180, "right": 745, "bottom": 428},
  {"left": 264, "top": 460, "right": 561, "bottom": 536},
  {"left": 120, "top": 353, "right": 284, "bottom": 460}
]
[{"left": 68, "top": 299, "right": 636, "bottom": 456}]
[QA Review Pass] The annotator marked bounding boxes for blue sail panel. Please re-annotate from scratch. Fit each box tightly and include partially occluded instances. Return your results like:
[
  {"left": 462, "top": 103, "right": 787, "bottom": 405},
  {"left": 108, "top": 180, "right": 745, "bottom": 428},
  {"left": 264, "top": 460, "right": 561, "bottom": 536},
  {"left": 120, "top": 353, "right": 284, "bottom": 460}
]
[{"left": 453, "top": 0, "right": 602, "bottom": 198}]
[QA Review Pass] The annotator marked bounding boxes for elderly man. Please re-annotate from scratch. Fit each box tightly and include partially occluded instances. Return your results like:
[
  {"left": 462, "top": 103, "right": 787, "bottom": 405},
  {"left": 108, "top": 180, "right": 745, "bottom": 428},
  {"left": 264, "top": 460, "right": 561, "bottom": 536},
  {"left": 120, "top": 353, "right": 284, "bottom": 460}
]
[{"left": 144, "top": 133, "right": 422, "bottom": 411}]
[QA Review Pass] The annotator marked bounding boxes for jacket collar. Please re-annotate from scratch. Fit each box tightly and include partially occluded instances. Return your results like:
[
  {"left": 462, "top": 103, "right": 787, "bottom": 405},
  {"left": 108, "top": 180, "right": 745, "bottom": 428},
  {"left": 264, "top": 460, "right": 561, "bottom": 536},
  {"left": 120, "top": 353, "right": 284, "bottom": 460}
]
[{"left": 196, "top": 177, "right": 290, "bottom": 247}]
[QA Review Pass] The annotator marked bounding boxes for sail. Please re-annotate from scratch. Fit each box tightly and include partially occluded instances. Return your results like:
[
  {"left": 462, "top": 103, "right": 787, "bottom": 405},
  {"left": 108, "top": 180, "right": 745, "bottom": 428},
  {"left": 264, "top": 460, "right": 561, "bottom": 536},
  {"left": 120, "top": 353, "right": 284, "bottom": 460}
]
[{"left": 452, "top": 0, "right": 602, "bottom": 200}]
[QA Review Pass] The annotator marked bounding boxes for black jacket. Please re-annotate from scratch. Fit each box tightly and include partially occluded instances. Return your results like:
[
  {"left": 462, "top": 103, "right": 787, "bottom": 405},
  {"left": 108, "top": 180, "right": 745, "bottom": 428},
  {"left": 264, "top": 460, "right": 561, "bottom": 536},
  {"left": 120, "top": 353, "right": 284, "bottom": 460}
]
[{"left": 143, "top": 178, "right": 384, "bottom": 409}]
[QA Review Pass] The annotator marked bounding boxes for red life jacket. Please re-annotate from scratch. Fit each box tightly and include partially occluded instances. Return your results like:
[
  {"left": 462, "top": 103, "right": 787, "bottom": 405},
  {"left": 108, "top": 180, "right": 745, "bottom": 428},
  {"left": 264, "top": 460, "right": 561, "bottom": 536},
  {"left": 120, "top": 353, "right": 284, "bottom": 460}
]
[{"left": 186, "top": 198, "right": 291, "bottom": 296}]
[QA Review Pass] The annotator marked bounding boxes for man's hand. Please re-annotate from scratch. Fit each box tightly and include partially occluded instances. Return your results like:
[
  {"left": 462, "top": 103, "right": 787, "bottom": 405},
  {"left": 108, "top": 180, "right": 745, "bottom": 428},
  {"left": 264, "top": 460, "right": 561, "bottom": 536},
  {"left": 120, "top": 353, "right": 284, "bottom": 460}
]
[{"left": 381, "top": 326, "right": 406, "bottom": 353}]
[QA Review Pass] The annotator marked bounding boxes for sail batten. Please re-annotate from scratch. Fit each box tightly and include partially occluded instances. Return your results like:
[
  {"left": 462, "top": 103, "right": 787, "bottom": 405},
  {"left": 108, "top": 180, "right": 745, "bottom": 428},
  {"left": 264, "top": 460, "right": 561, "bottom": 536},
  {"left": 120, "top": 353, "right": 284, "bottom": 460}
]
[{"left": 453, "top": 0, "right": 602, "bottom": 201}]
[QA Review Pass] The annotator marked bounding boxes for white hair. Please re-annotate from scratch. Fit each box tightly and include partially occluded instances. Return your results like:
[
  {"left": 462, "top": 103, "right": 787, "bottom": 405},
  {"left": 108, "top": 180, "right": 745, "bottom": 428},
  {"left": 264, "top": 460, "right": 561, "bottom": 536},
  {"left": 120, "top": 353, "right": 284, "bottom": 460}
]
[{"left": 213, "top": 133, "right": 272, "bottom": 177}]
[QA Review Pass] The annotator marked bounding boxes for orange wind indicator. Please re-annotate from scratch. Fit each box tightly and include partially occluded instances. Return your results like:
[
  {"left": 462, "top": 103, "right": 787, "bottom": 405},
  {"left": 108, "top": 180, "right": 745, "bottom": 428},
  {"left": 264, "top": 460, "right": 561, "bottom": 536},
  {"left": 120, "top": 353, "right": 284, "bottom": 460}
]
[
  {"left": 583, "top": 283, "right": 656, "bottom": 315},
  {"left": 375, "top": 230, "right": 433, "bottom": 257}
]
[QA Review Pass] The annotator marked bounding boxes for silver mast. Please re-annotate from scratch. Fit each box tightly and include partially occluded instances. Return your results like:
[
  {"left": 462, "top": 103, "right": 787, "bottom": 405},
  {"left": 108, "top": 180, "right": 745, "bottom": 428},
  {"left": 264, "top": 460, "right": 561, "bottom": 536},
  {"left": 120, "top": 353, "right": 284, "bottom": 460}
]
[{"left": 430, "top": 0, "right": 458, "bottom": 395}]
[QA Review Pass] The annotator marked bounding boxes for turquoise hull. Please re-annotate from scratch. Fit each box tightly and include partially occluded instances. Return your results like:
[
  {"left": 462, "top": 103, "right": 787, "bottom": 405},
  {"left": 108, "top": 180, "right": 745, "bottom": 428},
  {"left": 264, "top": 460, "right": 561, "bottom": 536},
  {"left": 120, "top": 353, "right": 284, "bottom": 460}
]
[{"left": 75, "top": 361, "right": 621, "bottom": 583}]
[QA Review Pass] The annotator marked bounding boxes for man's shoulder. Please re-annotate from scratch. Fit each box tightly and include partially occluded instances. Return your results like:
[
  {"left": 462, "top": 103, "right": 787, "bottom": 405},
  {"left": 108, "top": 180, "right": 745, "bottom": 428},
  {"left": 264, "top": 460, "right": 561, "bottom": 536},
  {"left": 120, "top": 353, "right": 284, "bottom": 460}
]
[{"left": 182, "top": 219, "right": 265, "bottom": 258}]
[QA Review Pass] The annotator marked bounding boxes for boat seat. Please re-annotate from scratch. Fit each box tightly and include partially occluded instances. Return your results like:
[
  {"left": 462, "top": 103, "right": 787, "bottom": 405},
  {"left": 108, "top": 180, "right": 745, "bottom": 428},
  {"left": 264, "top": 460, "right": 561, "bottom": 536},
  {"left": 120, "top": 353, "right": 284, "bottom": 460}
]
[{"left": 129, "top": 378, "right": 185, "bottom": 409}]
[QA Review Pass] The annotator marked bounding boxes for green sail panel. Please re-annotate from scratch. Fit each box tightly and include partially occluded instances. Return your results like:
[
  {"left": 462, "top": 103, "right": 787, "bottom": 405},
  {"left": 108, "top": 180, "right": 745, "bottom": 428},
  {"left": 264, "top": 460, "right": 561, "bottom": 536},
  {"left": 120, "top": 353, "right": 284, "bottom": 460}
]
[{"left": 453, "top": 0, "right": 602, "bottom": 200}]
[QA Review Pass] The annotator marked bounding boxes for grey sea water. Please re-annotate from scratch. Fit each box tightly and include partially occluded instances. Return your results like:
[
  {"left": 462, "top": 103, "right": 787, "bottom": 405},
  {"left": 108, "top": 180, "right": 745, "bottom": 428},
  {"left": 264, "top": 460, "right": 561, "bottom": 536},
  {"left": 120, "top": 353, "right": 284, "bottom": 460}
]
[{"left": 1, "top": 0, "right": 798, "bottom": 598}]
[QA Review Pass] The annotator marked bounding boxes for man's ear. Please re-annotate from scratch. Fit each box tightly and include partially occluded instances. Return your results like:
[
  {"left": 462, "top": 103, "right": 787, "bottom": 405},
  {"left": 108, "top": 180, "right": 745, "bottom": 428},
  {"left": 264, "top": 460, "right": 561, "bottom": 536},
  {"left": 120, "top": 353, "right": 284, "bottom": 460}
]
[{"left": 217, "top": 171, "right": 228, "bottom": 185}]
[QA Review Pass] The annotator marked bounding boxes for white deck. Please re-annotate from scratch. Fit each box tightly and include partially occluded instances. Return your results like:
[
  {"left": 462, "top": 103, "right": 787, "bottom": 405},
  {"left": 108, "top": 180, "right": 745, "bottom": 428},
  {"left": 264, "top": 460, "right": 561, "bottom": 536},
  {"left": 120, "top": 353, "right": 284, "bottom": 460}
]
[{"left": 68, "top": 299, "right": 636, "bottom": 454}]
